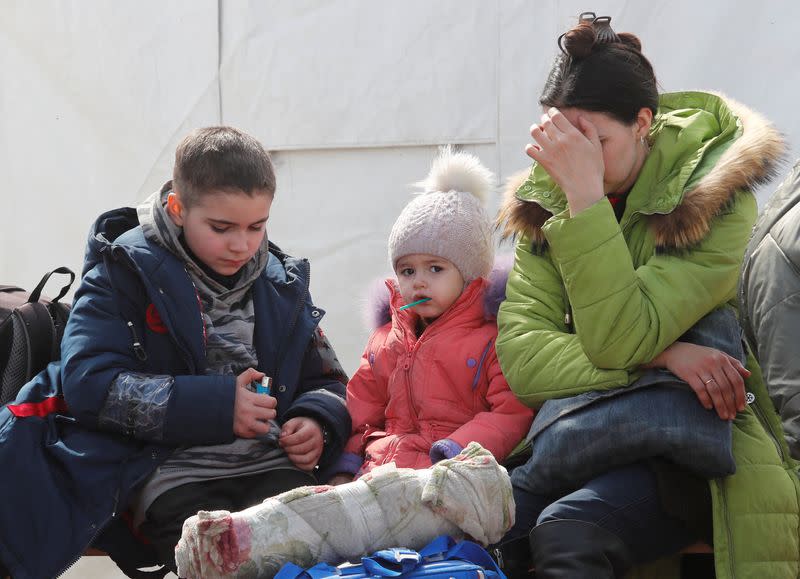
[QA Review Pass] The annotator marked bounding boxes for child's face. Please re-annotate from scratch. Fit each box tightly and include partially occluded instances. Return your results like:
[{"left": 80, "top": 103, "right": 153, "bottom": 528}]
[
  {"left": 167, "top": 189, "right": 272, "bottom": 276},
  {"left": 394, "top": 254, "right": 464, "bottom": 323}
]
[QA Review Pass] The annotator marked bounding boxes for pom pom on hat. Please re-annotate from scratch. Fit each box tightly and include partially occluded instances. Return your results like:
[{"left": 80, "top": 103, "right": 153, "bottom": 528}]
[{"left": 416, "top": 145, "right": 493, "bottom": 203}]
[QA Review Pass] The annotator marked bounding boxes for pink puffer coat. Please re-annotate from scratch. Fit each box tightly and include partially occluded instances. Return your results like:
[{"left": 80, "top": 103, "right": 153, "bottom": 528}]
[{"left": 344, "top": 273, "right": 534, "bottom": 474}]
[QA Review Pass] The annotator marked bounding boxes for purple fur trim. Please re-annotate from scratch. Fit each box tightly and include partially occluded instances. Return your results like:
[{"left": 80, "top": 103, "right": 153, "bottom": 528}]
[
  {"left": 483, "top": 253, "right": 514, "bottom": 319},
  {"left": 429, "top": 438, "right": 464, "bottom": 463},
  {"left": 330, "top": 451, "right": 363, "bottom": 476},
  {"left": 362, "top": 276, "right": 393, "bottom": 330}
]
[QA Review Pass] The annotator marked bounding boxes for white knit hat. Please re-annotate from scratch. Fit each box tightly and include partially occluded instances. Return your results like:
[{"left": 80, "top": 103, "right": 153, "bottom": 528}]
[{"left": 388, "top": 147, "right": 495, "bottom": 283}]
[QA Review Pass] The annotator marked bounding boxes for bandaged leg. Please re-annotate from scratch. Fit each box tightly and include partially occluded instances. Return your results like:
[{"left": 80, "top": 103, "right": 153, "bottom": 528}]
[{"left": 175, "top": 442, "right": 514, "bottom": 579}]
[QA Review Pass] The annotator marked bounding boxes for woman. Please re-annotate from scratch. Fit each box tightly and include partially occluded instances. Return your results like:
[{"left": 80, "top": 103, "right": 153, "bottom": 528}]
[{"left": 495, "top": 13, "right": 799, "bottom": 579}]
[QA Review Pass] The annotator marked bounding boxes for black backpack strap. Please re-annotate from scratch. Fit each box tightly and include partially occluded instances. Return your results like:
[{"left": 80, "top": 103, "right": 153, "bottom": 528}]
[
  {"left": 28, "top": 267, "right": 75, "bottom": 304},
  {"left": 0, "top": 302, "right": 56, "bottom": 405},
  {"left": 15, "top": 302, "right": 56, "bottom": 382}
]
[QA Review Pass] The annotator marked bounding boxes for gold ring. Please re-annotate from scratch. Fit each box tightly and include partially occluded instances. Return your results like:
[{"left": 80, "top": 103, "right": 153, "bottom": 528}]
[{"left": 703, "top": 378, "right": 715, "bottom": 385}]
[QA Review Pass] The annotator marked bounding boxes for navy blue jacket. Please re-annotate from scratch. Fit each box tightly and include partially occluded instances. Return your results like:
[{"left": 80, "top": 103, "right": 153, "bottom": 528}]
[{"left": 0, "top": 207, "right": 350, "bottom": 579}]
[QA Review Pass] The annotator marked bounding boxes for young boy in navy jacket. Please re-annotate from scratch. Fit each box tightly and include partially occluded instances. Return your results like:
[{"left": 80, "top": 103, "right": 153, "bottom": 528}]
[{"left": 0, "top": 127, "right": 350, "bottom": 578}]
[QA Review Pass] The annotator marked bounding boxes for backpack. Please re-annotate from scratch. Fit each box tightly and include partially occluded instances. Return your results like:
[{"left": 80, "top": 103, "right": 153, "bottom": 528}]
[{"left": 0, "top": 267, "right": 75, "bottom": 405}]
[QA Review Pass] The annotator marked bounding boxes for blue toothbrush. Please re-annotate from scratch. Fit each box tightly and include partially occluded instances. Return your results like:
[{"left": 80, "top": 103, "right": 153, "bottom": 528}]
[{"left": 399, "top": 297, "right": 432, "bottom": 310}]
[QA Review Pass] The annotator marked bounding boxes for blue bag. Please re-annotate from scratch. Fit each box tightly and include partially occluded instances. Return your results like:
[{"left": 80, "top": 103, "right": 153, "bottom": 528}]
[{"left": 275, "top": 535, "right": 506, "bottom": 579}]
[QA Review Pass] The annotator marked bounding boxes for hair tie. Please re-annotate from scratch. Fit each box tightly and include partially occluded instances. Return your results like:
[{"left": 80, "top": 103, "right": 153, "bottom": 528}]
[
  {"left": 559, "top": 12, "right": 620, "bottom": 55},
  {"left": 557, "top": 32, "right": 568, "bottom": 56},
  {"left": 591, "top": 16, "right": 620, "bottom": 44}
]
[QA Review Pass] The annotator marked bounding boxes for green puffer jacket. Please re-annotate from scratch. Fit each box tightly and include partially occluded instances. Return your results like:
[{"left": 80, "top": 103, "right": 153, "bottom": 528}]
[{"left": 496, "top": 91, "right": 800, "bottom": 579}]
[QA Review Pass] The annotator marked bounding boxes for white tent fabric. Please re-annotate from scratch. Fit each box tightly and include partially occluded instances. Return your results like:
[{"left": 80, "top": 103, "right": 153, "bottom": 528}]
[
  {"left": 220, "top": 2, "right": 498, "bottom": 149},
  {"left": 1, "top": 3, "right": 799, "bottom": 576}
]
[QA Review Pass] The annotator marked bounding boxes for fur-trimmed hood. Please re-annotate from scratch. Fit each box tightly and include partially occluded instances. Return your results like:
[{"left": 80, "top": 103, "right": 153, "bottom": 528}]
[
  {"left": 364, "top": 254, "right": 513, "bottom": 331},
  {"left": 498, "top": 92, "right": 786, "bottom": 251}
]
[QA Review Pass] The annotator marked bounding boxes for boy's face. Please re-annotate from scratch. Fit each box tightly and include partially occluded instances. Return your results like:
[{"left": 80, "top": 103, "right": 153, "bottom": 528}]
[
  {"left": 167, "top": 189, "right": 272, "bottom": 276},
  {"left": 395, "top": 254, "right": 464, "bottom": 324}
]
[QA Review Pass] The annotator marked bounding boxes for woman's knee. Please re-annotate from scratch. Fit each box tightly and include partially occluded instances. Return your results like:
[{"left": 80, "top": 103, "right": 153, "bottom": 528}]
[{"left": 536, "top": 463, "right": 659, "bottom": 527}]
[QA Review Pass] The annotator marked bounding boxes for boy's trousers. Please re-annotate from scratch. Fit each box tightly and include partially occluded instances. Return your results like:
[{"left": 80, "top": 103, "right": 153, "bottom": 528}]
[{"left": 139, "top": 467, "right": 315, "bottom": 573}]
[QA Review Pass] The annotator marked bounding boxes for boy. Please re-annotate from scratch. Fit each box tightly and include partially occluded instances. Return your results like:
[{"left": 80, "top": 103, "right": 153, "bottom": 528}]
[{"left": 0, "top": 127, "right": 350, "bottom": 578}]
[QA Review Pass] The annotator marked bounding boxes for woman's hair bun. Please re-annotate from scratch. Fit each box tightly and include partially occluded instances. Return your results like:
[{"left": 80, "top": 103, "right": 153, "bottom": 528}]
[
  {"left": 617, "top": 32, "right": 642, "bottom": 52},
  {"left": 559, "top": 14, "right": 641, "bottom": 59},
  {"left": 560, "top": 22, "right": 596, "bottom": 59}
]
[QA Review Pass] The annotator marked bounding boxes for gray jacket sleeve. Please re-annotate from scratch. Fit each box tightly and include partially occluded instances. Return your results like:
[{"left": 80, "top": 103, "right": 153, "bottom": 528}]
[{"left": 742, "top": 218, "right": 800, "bottom": 461}]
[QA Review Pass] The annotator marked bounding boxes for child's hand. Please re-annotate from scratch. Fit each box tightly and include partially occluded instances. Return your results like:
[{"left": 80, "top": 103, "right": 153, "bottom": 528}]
[
  {"left": 233, "top": 368, "right": 277, "bottom": 438},
  {"left": 649, "top": 342, "right": 750, "bottom": 420},
  {"left": 328, "top": 473, "right": 355, "bottom": 486},
  {"left": 279, "top": 416, "right": 324, "bottom": 471}
]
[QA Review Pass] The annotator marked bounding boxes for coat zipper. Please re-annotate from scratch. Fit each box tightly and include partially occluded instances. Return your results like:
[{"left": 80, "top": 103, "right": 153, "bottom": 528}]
[
  {"left": 400, "top": 322, "right": 427, "bottom": 429},
  {"left": 716, "top": 400, "right": 787, "bottom": 579},
  {"left": 718, "top": 480, "right": 736, "bottom": 579},
  {"left": 126, "top": 321, "right": 148, "bottom": 361},
  {"left": 56, "top": 522, "right": 109, "bottom": 578},
  {"left": 270, "top": 259, "right": 310, "bottom": 380},
  {"left": 471, "top": 339, "right": 494, "bottom": 390},
  {"left": 106, "top": 246, "right": 197, "bottom": 372},
  {"left": 56, "top": 444, "right": 169, "bottom": 578},
  {"left": 749, "top": 398, "right": 786, "bottom": 462},
  {"left": 404, "top": 343, "right": 421, "bottom": 428},
  {"left": 56, "top": 488, "right": 120, "bottom": 578},
  {"left": 560, "top": 282, "right": 572, "bottom": 329}
]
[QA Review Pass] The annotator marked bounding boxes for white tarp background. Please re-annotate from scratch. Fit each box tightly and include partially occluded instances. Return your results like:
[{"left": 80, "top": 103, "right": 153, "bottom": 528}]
[
  {"left": 1, "top": 2, "right": 799, "bottom": 576},
  {"left": 221, "top": 2, "right": 499, "bottom": 149}
]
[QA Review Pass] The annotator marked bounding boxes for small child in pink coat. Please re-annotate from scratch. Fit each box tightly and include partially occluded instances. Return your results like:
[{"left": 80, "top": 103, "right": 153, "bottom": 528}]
[{"left": 330, "top": 148, "right": 534, "bottom": 484}]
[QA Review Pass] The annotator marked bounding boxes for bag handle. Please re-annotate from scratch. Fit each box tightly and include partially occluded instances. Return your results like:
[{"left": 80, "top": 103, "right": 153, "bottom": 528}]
[
  {"left": 443, "top": 540, "right": 505, "bottom": 576},
  {"left": 417, "top": 535, "right": 454, "bottom": 558},
  {"left": 274, "top": 561, "right": 342, "bottom": 579},
  {"left": 361, "top": 536, "right": 505, "bottom": 577},
  {"left": 28, "top": 267, "right": 75, "bottom": 304},
  {"left": 361, "top": 547, "right": 421, "bottom": 576}
]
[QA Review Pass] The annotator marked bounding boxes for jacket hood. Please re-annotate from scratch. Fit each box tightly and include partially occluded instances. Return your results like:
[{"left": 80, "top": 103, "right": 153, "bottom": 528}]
[
  {"left": 747, "top": 158, "right": 800, "bottom": 251},
  {"left": 364, "top": 254, "right": 513, "bottom": 330},
  {"left": 498, "top": 91, "right": 786, "bottom": 251}
]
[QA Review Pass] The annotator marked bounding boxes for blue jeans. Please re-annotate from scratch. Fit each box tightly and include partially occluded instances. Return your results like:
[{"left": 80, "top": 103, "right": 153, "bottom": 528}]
[{"left": 506, "top": 462, "right": 700, "bottom": 566}]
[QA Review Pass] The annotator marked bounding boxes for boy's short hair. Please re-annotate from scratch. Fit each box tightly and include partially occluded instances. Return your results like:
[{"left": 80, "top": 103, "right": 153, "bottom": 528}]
[{"left": 173, "top": 126, "right": 276, "bottom": 206}]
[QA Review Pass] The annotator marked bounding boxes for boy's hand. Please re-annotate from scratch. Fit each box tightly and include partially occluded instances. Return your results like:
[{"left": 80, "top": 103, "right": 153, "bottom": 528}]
[
  {"left": 279, "top": 416, "right": 324, "bottom": 471},
  {"left": 233, "top": 368, "right": 277, "bottom": 438},
  {"left": 328, "top": 473, "right": 355, "bottom": 486}
]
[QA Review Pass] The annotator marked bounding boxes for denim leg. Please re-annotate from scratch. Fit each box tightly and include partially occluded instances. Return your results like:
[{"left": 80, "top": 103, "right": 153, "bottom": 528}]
[
  {"left": 536, "top": 462, "right": 699, "bottom": 565},
  {"left": 503, "top": 484, "right": 557, "bottom": 542}
]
